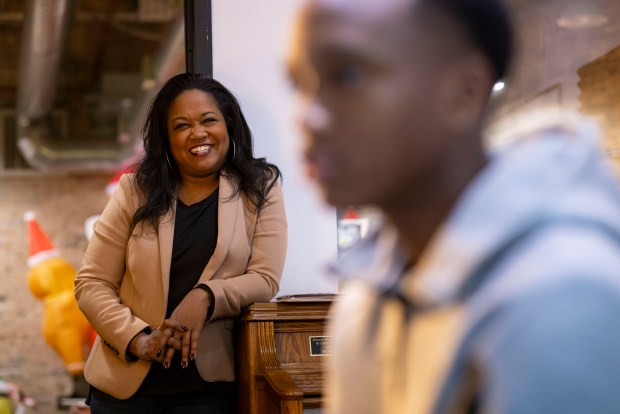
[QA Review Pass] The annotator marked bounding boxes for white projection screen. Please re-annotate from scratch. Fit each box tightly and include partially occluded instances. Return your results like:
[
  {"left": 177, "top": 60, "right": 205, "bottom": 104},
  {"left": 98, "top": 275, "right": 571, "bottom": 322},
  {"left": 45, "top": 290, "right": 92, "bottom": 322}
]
[{"left": 211, "top": 1, "right": 339, "bottom": 296}]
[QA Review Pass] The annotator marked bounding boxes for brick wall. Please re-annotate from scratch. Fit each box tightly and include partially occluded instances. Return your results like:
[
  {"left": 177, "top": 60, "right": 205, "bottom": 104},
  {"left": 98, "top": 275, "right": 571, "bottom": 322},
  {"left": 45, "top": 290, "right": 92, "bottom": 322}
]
[{"left": 0, "top": 175, "right": 109, "bottom": 413}]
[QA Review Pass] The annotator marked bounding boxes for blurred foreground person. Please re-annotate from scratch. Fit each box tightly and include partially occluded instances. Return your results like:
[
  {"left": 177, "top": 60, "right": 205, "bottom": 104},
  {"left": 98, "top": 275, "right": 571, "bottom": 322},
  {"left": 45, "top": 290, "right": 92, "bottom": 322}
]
[{"left": 289, "top": 0, "right": 620, "bottom": 413}]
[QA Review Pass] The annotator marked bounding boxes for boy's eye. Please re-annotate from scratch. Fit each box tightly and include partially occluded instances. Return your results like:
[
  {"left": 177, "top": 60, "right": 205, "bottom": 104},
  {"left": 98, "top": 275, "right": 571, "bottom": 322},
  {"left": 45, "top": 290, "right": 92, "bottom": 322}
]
[{"left": 333, "top": 65, "right": 364, "bottom": 87}]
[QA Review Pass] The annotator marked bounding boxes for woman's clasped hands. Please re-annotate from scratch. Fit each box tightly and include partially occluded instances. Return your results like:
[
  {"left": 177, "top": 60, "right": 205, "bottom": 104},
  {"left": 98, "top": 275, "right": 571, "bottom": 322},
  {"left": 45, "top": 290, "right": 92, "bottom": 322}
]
[{"left": 129, "top": 286, "right": 212, "bottom": 368}]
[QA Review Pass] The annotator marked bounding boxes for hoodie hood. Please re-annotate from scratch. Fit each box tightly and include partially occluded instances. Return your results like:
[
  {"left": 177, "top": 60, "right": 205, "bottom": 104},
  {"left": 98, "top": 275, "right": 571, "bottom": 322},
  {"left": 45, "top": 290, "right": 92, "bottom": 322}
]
[{"left": 332, "top": 113, "right": 620, "bottom": 307}]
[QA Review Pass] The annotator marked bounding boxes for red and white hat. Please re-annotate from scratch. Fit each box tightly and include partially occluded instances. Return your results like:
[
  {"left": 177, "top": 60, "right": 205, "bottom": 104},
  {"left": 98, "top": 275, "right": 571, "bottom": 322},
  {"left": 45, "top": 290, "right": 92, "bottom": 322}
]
[
  {"left": 24, "top": 211, "right": 60, "bottom": 267},
  {"left": 106, "top": 164, "right": 136, "bottom": 197}
]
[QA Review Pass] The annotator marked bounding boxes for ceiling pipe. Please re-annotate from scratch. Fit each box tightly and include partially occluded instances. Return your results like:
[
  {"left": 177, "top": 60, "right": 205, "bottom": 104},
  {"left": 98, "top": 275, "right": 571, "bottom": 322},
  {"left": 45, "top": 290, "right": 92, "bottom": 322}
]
[
  {"left": 15, "top": 1, "right": 184, "bottom": 174},
  {"left": 125, "top": 14, "right": 185, "bottom": 156},
  {"left": 17, "top": 0, "right": 74, "bottom": 119}
]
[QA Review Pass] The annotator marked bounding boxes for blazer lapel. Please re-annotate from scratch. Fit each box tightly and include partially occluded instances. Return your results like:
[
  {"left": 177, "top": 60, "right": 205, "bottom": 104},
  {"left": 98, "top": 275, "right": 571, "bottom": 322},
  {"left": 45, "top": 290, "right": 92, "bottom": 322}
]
[
  {"left": 159, "top": 206, "right": 176, "bottom": 308},
  {"left": 198, "top": 174, "right": 239, "bottom": 282}
]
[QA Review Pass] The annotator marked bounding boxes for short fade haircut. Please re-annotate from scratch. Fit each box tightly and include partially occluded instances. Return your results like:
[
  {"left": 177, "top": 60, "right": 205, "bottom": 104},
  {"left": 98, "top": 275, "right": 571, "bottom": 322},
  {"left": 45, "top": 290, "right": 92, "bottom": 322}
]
[{"left": 419, "top": 0, "right": 514, "bottom": 81}]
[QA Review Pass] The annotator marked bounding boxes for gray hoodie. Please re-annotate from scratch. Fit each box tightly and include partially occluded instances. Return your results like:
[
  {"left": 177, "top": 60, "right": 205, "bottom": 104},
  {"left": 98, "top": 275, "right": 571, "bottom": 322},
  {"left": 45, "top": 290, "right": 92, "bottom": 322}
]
[{"left": 326, "top": 115, "right": 620, "bottom": 414}]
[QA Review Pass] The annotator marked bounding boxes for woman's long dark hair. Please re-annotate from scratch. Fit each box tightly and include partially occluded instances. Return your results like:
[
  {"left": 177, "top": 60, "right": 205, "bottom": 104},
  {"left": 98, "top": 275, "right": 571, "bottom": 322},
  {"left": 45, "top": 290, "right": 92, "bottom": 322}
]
[{"left": 131, "top": 73, "right": 282, "bottom": 233}]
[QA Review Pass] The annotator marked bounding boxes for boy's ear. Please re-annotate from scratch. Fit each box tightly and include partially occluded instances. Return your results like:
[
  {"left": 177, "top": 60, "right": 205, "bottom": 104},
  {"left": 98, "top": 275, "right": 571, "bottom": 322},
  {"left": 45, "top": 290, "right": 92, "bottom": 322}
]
[{"left": 440, "top": 53, "right": 496, "bottom": 133}]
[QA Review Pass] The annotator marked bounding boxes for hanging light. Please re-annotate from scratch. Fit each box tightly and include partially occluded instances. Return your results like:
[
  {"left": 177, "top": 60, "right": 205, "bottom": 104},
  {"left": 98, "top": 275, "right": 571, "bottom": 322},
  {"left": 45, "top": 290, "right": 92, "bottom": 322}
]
[
  {"left": 557, "top": 1, "right": 608, "bottom": 29},
  {"left": 493, "top": 80, "right": 506, "bottom": 93}
]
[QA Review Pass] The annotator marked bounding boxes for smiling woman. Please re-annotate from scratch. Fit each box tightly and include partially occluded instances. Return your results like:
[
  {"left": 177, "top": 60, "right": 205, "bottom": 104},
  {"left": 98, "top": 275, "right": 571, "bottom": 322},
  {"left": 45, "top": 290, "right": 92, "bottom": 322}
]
[{"left": 74, "top": 73, "right": 288, "bottom": 413}]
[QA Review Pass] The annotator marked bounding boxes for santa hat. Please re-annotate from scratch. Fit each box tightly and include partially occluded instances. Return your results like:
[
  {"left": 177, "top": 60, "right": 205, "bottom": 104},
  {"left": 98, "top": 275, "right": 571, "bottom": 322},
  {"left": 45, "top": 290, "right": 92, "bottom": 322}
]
[
  {"left": 23, "top": 211, "right": 60, "bottom": 267},
  {"left": 106, "top": 164, "right": 136, "bottom": 197},
  {"left": 342, "top": 208, "right": 360, "bottom": 220}
]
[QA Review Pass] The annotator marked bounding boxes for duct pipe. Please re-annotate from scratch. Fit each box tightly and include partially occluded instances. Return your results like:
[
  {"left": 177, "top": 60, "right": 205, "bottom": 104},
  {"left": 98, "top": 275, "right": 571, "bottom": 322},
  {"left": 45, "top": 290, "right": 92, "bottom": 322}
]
[
  {"left": 17, "top": 0, "right": 74, "bottom": 119},
  {"left": 15, "top": 2, "right": 184, "bottom": 174},
  {"left": 125, "top": 14, "right": 185, "bottom": 154}
]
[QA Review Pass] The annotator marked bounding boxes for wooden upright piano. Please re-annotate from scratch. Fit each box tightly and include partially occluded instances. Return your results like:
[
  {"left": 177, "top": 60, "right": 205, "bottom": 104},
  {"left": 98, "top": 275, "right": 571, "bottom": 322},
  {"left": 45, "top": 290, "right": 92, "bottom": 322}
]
[{"left": 235, "top": 294, "right": 336, "bottom": 414}]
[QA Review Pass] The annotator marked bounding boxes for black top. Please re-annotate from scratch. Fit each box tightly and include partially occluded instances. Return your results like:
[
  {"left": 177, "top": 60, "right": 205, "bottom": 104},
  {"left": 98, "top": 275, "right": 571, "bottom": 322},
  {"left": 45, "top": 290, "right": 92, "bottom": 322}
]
[{"left": 138, "top": 188, "right": 219, "bottom": 395}]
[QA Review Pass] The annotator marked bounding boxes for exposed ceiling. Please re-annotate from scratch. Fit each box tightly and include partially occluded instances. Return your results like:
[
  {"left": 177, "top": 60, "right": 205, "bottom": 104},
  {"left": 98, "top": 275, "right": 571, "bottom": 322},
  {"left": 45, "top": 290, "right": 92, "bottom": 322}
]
[
  {"left": 1, "top": 0, "right": 619, "bottom": 111},
  {"left": 1, "top": 0, "right": 620, "bottom": 171},
  {"left": 0, "top": 0, "right": 182, "bottom": 173},
  {"left": 0, "top": 0, "right": 179, "bottom": 109}
]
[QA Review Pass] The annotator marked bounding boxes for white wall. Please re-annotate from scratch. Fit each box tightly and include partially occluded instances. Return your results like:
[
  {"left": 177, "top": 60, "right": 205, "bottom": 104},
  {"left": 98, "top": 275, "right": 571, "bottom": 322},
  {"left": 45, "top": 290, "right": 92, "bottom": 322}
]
[{"left": 212, "top": 1, "right": 338, "bottom": 296}]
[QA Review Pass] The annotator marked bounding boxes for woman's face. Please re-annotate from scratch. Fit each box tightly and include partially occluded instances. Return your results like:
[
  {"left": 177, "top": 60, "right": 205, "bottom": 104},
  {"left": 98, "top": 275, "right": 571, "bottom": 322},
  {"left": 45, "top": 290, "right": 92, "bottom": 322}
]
[{"left": 167, "top": 89, "right": 230, "bottom": 181}]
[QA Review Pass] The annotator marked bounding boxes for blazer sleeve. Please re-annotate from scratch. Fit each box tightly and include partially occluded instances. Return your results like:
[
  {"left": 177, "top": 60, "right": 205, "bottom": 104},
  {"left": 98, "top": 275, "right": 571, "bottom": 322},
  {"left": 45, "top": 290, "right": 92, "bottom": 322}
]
[
  {"left": 74, "top": 174, "right": 150, "bottom": 360},
  {"left": 202, "top": 180, "right": 288, "bottom": 321}
]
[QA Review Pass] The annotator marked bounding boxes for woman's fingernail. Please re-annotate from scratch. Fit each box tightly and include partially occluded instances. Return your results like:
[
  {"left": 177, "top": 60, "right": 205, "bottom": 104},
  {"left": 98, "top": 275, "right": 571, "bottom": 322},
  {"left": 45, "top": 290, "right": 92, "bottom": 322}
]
[
  {"left": 163, "top": 362, "right": 169, "bottom": 369},
  {"left": 181, "top": 361, "right": 187, "bottom": 369},
  {"left": 190, "top": 352, "right": 196, "bottom": 361},
  {"left": 156, "top": 349, "right": 162, "bottom": 357},
  {"left": 180, "top": 325, "right": 188, "bottom": 332}
]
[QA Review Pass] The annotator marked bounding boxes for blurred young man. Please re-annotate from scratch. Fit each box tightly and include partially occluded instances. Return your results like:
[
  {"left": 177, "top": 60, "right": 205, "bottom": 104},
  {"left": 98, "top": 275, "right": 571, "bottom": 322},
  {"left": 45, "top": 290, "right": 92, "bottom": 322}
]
[{"left": 288, "top": 0, "right": 620, "bottom": 413}]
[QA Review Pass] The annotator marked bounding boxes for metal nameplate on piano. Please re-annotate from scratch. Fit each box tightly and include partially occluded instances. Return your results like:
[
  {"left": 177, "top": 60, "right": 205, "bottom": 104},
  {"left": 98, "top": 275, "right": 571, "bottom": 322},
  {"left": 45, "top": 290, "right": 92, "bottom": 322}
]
[{"left": 309, "top": 336, "right": 332, "bottom": 356}]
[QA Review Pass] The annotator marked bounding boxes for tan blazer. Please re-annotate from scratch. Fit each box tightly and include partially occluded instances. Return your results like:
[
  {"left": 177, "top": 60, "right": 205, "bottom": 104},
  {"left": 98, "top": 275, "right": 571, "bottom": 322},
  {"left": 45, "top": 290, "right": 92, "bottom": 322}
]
[{"left": 75, "top": 173, "right": 287, "bottom": 399}]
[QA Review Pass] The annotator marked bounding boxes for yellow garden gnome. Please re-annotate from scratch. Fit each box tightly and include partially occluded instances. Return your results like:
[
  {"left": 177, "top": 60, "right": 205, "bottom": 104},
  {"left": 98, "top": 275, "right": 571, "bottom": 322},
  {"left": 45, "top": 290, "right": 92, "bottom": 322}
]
[{"left": 24, "top": 211, "right": 91, "bottom": 402}]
